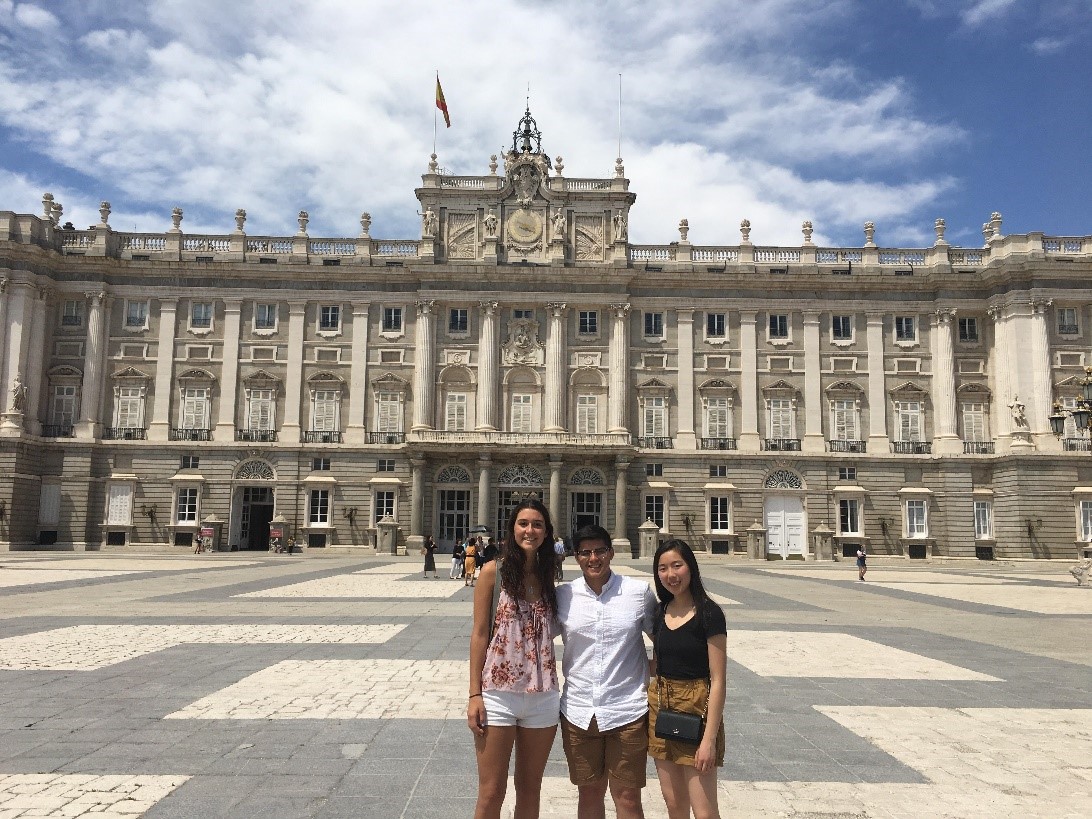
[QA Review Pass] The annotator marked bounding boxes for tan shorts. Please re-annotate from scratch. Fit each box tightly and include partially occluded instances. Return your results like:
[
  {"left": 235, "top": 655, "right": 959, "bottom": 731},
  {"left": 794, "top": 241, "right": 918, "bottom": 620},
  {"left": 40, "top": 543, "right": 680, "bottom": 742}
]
[
  {"left": 560, "top": 714, "right": 648, "bottom": 788},
  {"left": 647, "top": 677, "right": 725, "bottom": 767}
]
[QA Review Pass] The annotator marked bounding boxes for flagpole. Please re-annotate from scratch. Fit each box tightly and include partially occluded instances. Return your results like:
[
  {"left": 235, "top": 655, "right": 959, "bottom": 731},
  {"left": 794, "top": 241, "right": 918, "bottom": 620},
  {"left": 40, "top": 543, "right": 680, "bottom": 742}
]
[
  {"left": 433, "top": 71, "right": 438, "bottom": 157},
  {"left": 617, "top": 73, "right": 622, "bottom": 160}
]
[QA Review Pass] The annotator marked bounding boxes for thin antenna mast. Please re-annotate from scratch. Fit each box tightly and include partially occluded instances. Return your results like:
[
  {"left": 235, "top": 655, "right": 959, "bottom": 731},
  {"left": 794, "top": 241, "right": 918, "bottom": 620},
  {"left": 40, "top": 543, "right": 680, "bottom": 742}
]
[
  {"left": 617, "top": 73, "right": 623, "bottom": 159},
  {"left": 433, "top": 70, "right": 439, "bottom": 156}
]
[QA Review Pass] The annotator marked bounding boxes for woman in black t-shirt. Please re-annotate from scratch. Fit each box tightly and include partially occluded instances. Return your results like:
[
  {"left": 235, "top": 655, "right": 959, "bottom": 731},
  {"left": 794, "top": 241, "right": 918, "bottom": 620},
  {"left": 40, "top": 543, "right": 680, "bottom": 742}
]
[{"left": 649, "top": 538, "right": 727, "bottom": 819}]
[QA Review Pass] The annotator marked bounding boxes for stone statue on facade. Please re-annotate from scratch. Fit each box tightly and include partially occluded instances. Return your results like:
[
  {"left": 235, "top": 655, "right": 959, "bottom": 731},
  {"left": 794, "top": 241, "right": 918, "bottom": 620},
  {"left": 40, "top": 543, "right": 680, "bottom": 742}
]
[
  {"left": 10, "top": 375, "right": 26, "bottom": 413},
  {"left": 1070, "top": 557, "right": 1092, "bottom": 587},
  {"left": 420, "top": 206, "right": 437, "bottom": 238},
  {"left": 483, "top": 209, "right": 498, "bottom": 238},
  {"left": 613, "top": 210, "right": 628, "bottom": 242},
  {"left": 1009, "top": 396, "right": 1028, "bottom": 429},
  {"left": 502, "top": 318, "right": 545, "bottom": 366},
  {"left": 552, "top": 207, "right": 566, "bottom": 238}
]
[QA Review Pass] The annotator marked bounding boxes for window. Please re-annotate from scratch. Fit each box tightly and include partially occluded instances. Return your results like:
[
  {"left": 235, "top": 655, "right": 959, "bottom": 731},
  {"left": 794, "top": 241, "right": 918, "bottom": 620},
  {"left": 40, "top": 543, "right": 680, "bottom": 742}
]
[
  {"left": 768, "top": 398, "right": 794, "bottom": 439},
  {"left": 644, "top": 311, "right": 664, "bottom": 338},
  {"left": 645, "top": 495, "right": 664, "bottom": 528},
  {"left": 255, "top": 303, "right": 277, "bottom": 330},
  {"left": 125, "top": 300, "right": 148, "bottom": 328},
  {"left": 510, "top": 394, "right": 532, "bottom": 433},
  {"left": 578, "top": 311, "right": 598, "bottom": 335},
  {"left": 1058, "top": 307, "right": 1079, "bottom": 335},
  {"left": 181, "top": 388, "right": 210, "bottom": 430},
  {"left": 377, "top": 458, "right": 395, "bottom": 473},
  {"left": 704, "top": 397, "right": 730, "bottom": 438},
  {"left": 190, "top": 302, "right": 213, "bottom": 329},
  {"left": 576, "top": 394, "right": 598, "bottom": 434},
  {"left": 449, "top": 308, "right": 468, "bottom": 333},
  {"left": 247, "top": 389, "right": 275, "bottom": 431},
  {"left": 974, "top": 500, "right": 993, "bottom": 539},
  {"left": 905, "top": 499, "right": 928, "bottom": 538},
  {"left": 181, "top": 455, "right": 199, "bottom": 469},
  {"left": 895, "top": 401, "right": 923, "bottom": 442},
  {"left": 114, "top": 386, "right": 145, "bottom": 429},
  {"left": 709, "top": 465, "right": 728, "bottom": 478},
  {"left": 830, "top": 399, "right": 859, "bottom": 441},
  {"left": 768, "top": 314, "right": 789, "bottom": 339},
  {"left": 514, "top": 309, "right": 533, "bottom": 320},
  {"left": 958, "top": 317, "right": 979, "bottom": 342},
  {"left": 308, "top": 489, "right": 330, "bottom": 525},
  {"left": 706, "top": 313, "right": 726, "bottom": 339},
  {"left": 643, "top": 396, "right": 667, "bottom": 437},
  {"left": 838, "top": 466, "right": 857, "bottom": 482},
  {"left": 645, "top": 463, "right": 663, "bottom": 477},
  {"left": 311, "top": 390, "right": 340, "bottom": 431},
  {"left": 176, "top": 487, "right": 198, "bottom": 523},
  {"left": 962, "top": 402, "right": 987, "bottom": 441},
  {"left": 832, "top": 315, "right": 852, "bottom": 341},
  {"left": 374, "top": 490, "right": 395, "bottom": 525},
  {"left": 895, "top": 316, "right": 916, "bottom": 342},
  {"left": 62, "top": 300, "right": 83, "bottom": 327},
  {"left": 312, "top": 457, "right": 331, "bottom": 471},
  {"left": 377, "top": 392, "right": 403, "bottom": 433},
  {"left": 382, "top": 306, "right": 403, "bottom": 332},
  {"left": 319, "top": 305, "right": 341, "bottom": 331},
  {"left": 445, "top": 393, "right": 467, "bottom": 431},
  {"left": 709, "top": 496, "right": 731, "bottom": 531},
  {"left": 839, "top": 498, "right": 861, "bottom": 535},
  {"left": 51, "top": 385, "right": 78, "bottom": 425}
]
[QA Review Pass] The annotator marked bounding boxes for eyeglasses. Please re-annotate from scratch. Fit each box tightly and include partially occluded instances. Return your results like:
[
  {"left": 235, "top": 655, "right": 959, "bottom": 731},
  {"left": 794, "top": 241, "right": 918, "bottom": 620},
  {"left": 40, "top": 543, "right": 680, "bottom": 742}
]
[{"left": 575, "top": 547, "right": 612, "bottom": 559}]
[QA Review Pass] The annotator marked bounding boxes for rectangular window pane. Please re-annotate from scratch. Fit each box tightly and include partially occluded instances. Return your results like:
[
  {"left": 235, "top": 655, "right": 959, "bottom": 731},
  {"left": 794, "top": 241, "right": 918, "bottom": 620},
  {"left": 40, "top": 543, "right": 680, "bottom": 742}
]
[
  {"left": 309, "top": 489, "right": 329, "bottom": 524},
  {"left": 176, "top": 487, "right": 198, "bottom": 523},
  {"left": 576, "top": 395, "right": 598, "bottom": 434},
  {"left": 255, "top": 303, "right": 277, "bottom": 329},
  {"left": 906, "top": 499, "right": 927, "bottom": 537},
  {"left": 643, "top": 396, "right": 666, "bottom": 436},
  {"left": 769, "top": 398, "right": 793, "bottom": 438},
  {"left": 382, "top": 307, "right": 403, "bottom": 331},
  {"left": 709, "top": 496, "right": 730, "bottom": 530},
  {"left": 320, "top": 305, "right": 340, "bottom": 330},
  {"left": 374, "top": 491, "right": 395, "bottom": 525},
  {"left": 446, "top": 393, "right": 467, "bottom": 431},
  {"left": 831, "top": 399, "right": 858, "bottom": 441},
  {"left": 962, "top": 402, "right": 986, "bottom": 441},
  {"left": 126, "top": 301, "right": 147, "bottom": 327},
  {"left": 895, "top": 316, "right": 916, "bottom": 341},
  {"left": 105, "top": 483, "right": 132, "bottom": 525},
  {"left": 182, "top": 388, "right": 209, "bottom": 429},
  {"left": 645, "top": 495, "right": 664, "bottom": 528},
  {"left": 248, "top": 389, "right": 274, "bottom": 430},
  {"left": 191, "top": 302, "right": 212, "bottom": 328},
  {"left": 644, "top": 312, "right": 663, "bottom": 337},
  {"left": 958, "top": 317, "right": 978, "bottom": 342},
  {"left": 896, "top": 401, "right": 922, "bottom": 441},
  {"left": 706, "top": 313, "right": 726, "bottom": 338},
  {"left": 52, "top": 386, "right": 77, "bottom": 424},
  {"left": 832, "top": 315, "right": 851, "bottom": 340},
  {"left": 839, "top": 498, "right": 860, "bottom": 534},
  {"left": 312, "top": 390, "right": 339, "bottom": 431},
  {"left": 705, "top": 397, "right": 729, "bottom": 438},
  {"left": 449, "top": 308, "right": 468, "bottom": 333},
  {"left": 974, "top": 500, "right": 993, "bottom": 539},
  {"left": 115, "top": 387, "right": 144, "bottom": 428},
  {"left": 579, "top": 311, "right": 598, "bottom": 334},
  {"left": 378, "top": 393, "right": 402, "bottom": 432},
  {"left": 510, "top": 394, "right": 532, "bottom": 433},
  {"left": 769, "top": 314, "right": 788, "bottom": 338}
]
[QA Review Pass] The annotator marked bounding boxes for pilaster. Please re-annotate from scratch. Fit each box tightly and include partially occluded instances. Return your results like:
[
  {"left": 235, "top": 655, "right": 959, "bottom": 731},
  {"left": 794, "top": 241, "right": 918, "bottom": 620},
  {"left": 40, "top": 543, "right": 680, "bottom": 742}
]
[
  {"left": 802, "top": 311, "right": 824, "bottom": 452},
  {"left": 1029, "top": 298, "right": 1054, "bottom": 447},
  {"left": 75, "top": 291, "right": 107, "bottom": 439},
  {"left": 23, "top": 287, "right": 48, "bottom": 435},
  {"left": 738, "top": 310, "right": 760, "bottom": 452},
  {"left": 476, "top": 301, "right": 499, "bottom": 431},
  {"left": 478, "top": 454, "right": 493, "bottom": 529},
  {"left": 931, "top": 308, "right": 961, "bottom": 455},
  {"left": 346, "top": 302, "right": 370, "bottom": 445},
  {"left": 607, "top": 303, "right": 630, "bottom": 434},
  {"left": 282, "top": 300, "right": 307, "bottom": 441},
  {"left": 676, "top": 308, "right": 696, "bottom": 450},
  {"left": 214, "top": 299, "right": 243, "bottom": 439},
  {"left": 411, "top": 300, "right": 436, "bottom": 431},
  {"left": 866, "top": 313, "right": 890, "bottom": 452},
  {"left": 543, "top": 302, "right": 567, "bottom": 432},
  {"left": 548, "top": 455, "right": 562, "bottom": 529},
  {"left": 612, "top": 456, "right": 631, "bottom": 553},
  {"left": 149, "top": 298, "right": 178, "bottom": 441}
]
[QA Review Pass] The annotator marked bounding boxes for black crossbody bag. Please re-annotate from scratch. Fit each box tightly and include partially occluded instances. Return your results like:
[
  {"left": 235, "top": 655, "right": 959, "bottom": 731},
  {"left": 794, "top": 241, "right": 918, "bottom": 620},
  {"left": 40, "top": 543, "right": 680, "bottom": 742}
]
[{"left": 653, "top": 612, "right": 708, "bottom": 745}]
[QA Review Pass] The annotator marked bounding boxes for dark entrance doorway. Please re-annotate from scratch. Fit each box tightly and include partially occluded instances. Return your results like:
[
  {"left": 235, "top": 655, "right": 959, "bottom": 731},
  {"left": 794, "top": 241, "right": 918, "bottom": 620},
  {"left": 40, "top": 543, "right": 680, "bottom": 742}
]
[{"left": 242, "top": 486, "right": 275, "bottom": 550}]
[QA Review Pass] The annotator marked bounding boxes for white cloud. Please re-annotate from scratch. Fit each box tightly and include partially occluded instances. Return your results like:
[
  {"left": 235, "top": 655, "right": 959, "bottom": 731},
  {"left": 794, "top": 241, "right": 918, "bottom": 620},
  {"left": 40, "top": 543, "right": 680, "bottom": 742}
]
[
  {"left": 1029, "top": 35, "right": 1067, "bottom": 54},
  {"left": 11, "top": 2, "right": 57, "bottom": 29},
  {"left": 960, "top": 0, "right": 1021, "bottom": 28}
]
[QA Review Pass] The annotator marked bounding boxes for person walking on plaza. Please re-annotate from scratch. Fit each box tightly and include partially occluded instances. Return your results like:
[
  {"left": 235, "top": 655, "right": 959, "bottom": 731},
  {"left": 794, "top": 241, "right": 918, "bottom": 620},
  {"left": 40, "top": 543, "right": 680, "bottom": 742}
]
[
  {"left": 649, "top": 539, "right": 727, "bottom": 819},
  {"left": 555, "top": 524, "right": 657, "bottom": 819},
  {"left": 553, "top": 534, "right": 567, "bottom": 582},
  {"left": 467, "top": 498, "right": 561, "bottom": 819},
  {"left": 856, "top": 545, "right": 868, "bottom": 581},
  {"left": 451, "top": 538, "right": 465, "bottom": 579},
  {"left": 423, "top": 535, "right": 439, "bottom": 578},
  {"left": 463, "top": 538, "right": 478, "bottom": 587}
]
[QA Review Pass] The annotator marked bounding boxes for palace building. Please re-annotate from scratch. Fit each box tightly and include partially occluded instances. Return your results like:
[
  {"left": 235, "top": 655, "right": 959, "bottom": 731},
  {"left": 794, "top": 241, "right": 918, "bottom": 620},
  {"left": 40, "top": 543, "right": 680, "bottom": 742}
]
[{"left": 1, "top": 109, "right": 1091, "bottom": 559}]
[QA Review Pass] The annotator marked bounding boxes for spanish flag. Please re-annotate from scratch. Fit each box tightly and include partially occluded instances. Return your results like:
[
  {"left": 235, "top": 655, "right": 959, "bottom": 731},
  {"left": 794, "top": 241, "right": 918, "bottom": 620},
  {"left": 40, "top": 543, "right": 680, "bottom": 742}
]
[{"left": 436, "top": 75, "right": 451, "bottom": 128}]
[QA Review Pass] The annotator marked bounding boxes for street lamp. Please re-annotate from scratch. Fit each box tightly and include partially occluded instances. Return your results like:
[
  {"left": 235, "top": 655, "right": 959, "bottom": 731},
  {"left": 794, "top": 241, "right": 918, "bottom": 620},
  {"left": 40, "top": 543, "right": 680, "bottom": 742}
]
[{"left": 1049, "top": 367, "right": 1092, "bottom": 447}]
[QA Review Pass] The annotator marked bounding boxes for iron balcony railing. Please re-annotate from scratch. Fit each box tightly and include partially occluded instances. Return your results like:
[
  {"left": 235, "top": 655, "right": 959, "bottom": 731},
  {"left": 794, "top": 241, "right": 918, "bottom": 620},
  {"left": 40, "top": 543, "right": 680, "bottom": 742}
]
[
  {"left": 303, "top": 431, "right": 343, "bottom": 444},
  {"left": 762, "top": 438, "right": 801, "bottom": 451},
  {"left": 1063, "top": 437, "right": 1092, "bottom": 452},
  {"left": 893, "top": 441, "right": 931, "bottom": 454},
  {"left": 963, "top": 441, "right": 995, "bottom": 454},
  {"left": 170, "top": 427, "right": 212, "bottom": 441},
  {"left": 699, "top": 437, "right": 737, "bottom": 450},
  {"left": 42, "top": 424, "right": 74, "bottom": 438},
  {"left": 635, "top": 436, "right": 673, "bottom": 449},
  {"left": 829, "top": 439, "right": 866, "bottom": 453},
  {"left": 367, "top": 432, "right": 406, "bottom": 444},
  {"left": 236, "top": 429, "right": 277, "bottom": 443},
  {"left": 102, "top": 427, "right": 147, "bottom": 440}
]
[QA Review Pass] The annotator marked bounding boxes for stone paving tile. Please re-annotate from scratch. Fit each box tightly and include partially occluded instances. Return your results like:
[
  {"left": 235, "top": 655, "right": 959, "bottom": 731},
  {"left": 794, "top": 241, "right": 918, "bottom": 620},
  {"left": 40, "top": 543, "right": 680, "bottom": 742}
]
[
  {"left": 0, "top": 624, "right": 405, "bottom": 670},
  {"left": 0, "top": 557, "right": 258, "bottom": 572},
  {"left": 0, "top": 773, "right": 188, "bottom": 817},
  {"left": 863, "top": 581, "right": 1092, "bottom": 614},
  {"left": 235, "top": 569, "right": 465, "bottom": 599},
  {"left": 0, "top": 569, "right": 144, "bottom": 589}
]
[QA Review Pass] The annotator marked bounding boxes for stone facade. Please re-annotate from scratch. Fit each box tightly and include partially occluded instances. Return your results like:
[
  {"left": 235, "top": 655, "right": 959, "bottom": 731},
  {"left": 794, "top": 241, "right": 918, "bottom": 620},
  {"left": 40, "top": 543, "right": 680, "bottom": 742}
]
[{"left": 1, "top": 112, "right": 1091, "bottom": 559}]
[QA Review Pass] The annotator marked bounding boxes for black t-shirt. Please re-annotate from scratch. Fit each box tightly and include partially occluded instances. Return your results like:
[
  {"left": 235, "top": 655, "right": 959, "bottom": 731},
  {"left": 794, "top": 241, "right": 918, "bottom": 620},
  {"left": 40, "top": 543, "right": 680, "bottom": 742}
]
[{"left": 654, "top": 601, "right": 727, "bottom": 680}]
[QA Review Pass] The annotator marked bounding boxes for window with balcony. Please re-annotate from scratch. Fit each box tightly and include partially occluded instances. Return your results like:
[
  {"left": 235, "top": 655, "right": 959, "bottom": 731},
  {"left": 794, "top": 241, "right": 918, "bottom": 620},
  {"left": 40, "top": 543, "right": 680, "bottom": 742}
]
[
  {"left": 382, "top": 306, "right": 403, "bottom": 333},
  {"left": 962, "top": 401, "right": 988, "bottom": 444},
  {"left": 642, "top": 396, "right": 667, "bottom": 438},
  {"left": 125, "top": 300, "right": 148, "bottom": 329},
  {"left": 895, "top": 316, "right": 917, "bottom": 342},
  {"left": 61, "top": 299, "right": 83, "bottom": 328},
  {"left": 190, "top": 302, "right": 213, "bottom": 330},
  {"left": 255, "top": 303, "right": 277, "bottom": 330},
  {"left": 377, "top": 391, "right": 404, "bottom": 434},
  {"left": 578, "top": 310, "right": 598, "bottom": 335},
  {"left": 703, "top": 397, "right": 732, "bottom": 441},
  {"left": 830, "top": 398, "right": 860, "bottom": 443},
  {"left": 768, "top": 398, "right": 794, "bottom": 439},
  {"left": 319, "top": 304, "right": 341, "bottom": 332},
  {"left": 50, "top": 385, "right": 78, "bottom": 429},
  {"left": 958, "top": 317, "right": 979, "bottom": 342},
  {"left": 180, "top": 387, "right": 210, "bottom": 432},
  {"left": 644, "top": 311, "right": 664, "bottom": 339},
  {"left": 768, "top": 314, "right": 789, "bottom": 340},
  {"left": 1058, "top": 307, "right": 1079, "bottom": 335},
  {"left": 706, "top": 312, "right": 726, "bottom": 340},
  {"left": 247, "top": 388, "right": 275, "bottom": 431},
  {"left": 831, "top": 315, "right": 852, "bottom": 341},
  {"left": 449, "top": 308, "right": 468, "bottom": 334},
  {"left": 895, "top": 401, "right": 923, "bottom": 442},
  {"left": 974, "top": 500, "right": 993, "bottom": 539},
  {"left": 510, "top": 393, "right": 532, "bottom": 433},
  {"left": 175, "top": 487, "right": 198, "bottom": 524},
  {"left": 575, "top": 394, "right": 598, "bottom": 434},
  {"left": 309, "top": 489, "right": 330, "bottom": 525},
  {"left": 109, "top": 385, "right": 146, "bottom": 438},
  {"left": 446, "top": 393, "right": 468, "bottom": 431}
]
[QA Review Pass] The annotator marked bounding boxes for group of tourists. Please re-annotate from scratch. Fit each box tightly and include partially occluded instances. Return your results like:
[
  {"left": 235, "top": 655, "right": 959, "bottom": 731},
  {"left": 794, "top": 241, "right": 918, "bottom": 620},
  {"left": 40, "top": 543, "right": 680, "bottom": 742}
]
[{"left": 467, "top": 497, "right": 727, "bottom": 819}]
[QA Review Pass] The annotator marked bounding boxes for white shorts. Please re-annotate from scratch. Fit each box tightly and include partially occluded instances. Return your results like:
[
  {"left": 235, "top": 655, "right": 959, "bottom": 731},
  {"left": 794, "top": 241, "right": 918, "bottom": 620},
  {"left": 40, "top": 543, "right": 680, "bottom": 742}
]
[{"left": 482, "top": 689, "right": 560, "bottom": 729}]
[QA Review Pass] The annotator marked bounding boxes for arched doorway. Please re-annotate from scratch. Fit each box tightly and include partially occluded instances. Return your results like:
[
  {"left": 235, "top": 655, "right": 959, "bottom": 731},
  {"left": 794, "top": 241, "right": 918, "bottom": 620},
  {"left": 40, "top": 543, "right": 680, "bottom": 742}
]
[
  {"left": 232, "top": 459, "right": 277, "bottom": 551},
  {"left": 495, "top": 465, "right": 544, "bottom": 538},
  {"left": 569, "top": 467, "right": 605, "bottom": 535},
  {"left": 435, "top": 464, "right": 472, "bottom": 552},
  {"left": 763, "top": 469, "right": 806, "bottom": 559}
]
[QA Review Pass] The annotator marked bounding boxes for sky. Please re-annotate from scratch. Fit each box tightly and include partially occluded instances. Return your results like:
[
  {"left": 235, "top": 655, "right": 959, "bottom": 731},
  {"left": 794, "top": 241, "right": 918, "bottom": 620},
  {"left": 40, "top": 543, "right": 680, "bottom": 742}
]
[{"left": 0, "top": 0, "right": 1089, "bottom": 249}]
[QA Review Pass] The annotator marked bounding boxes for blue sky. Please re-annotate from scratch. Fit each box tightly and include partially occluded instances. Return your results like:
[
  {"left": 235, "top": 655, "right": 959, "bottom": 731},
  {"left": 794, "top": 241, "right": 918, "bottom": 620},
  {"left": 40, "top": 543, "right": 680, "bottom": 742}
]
[{"left": 0, "top": 0, "right": 1088, "bottom": 249}]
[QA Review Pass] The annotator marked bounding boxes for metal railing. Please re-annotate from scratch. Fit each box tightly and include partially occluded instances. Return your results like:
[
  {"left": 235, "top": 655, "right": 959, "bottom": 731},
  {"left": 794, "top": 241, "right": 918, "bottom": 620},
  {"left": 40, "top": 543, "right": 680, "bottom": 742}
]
[
  {"left": 170, "top": 427, "right": 212, "bottom": 441},
  {"left": 103, "top": 427, "right": 147, "bottom": 440},
  {"left": 893, "top": 441, "right": 931, "bottom": 454},
  {"left": 303, "top": 431, "right": 342, "bottom": 444},
  {"left": 42, "top": 424, "right": 74, "bottom": 438},
  {"left": 367, "top": 432, "right": 406, "bottom": 444},
  {"left": 699, "top": 437, "right": 737, "bottom": 450},
  {"left": 635, "top": 436, "right": 673, "bottom": 449},
  {"left": 963, "top": 441, "right": 995, "bottom": 454},
  {"left": 762, "top": 438, "right": 801, "bottom": 451},
  {"left": 235, "top": 429, "right": 277, "bottom": 443},
  {"left": 1063, "top": 437, "right": 1092, "bottom": 452},
  {"left": 829, "top": 439, "right": 866, "bottom": 453}
]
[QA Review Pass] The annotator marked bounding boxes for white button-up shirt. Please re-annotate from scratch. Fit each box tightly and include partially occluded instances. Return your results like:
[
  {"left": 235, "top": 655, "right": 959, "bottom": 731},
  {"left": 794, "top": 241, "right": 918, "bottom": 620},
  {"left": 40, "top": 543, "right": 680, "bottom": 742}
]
[{"left": 556, "top": 571, "right": 657, "bottom": 731}]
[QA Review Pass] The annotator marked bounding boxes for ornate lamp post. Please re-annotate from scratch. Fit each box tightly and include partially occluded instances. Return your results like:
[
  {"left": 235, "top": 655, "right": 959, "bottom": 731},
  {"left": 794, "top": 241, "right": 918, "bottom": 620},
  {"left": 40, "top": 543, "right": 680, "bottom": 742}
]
[{"left": 1049, "top": 367, "right": 1092, "bottom": 449}]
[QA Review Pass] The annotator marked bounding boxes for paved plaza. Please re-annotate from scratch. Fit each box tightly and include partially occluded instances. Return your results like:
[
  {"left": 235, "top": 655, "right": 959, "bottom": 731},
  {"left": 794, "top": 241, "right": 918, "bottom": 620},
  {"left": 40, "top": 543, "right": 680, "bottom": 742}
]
[{"left": 0, "top": 552, "right": 1089, "bottom": 818}]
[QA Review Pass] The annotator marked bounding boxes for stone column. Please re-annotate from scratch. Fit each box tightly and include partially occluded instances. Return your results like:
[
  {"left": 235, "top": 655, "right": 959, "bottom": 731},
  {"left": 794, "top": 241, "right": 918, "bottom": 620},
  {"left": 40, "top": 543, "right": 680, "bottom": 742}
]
[
  {"left": 149, "top": 298, "right": 178, "bottom": 441},
  {"left": 408, "top": 456, "right": 426, "bottom": 553},
  {"left": 346, "top": 302, "right": 370, "bottom": 445},
  {"left": 676, "top": 308, "right": 696, "bottom": 450},
  {"left": 548, "top": 455, "right": 562, "bottom": 530},
  {"left": 76, "top": 291, "right": 107, "bottom": 439},
  {"left": 543, "top": 302, "right": 567, "bottom": 432},
  {"left": 738, "top": 310, "right": 760, "bottom": 451},
  {"left": 802, "top": 310, "right": 824, "bottom": 452},
  {"left": 931, "top": 308, "right": 960, "bottom": 455},
  {"left": 0, "top": 277, "right": 10, "bottom": 393},
  {"left": 612, "top": 456, "right": 631, "bottom": 554},
  {"left": 987, "top": 305, "right": 1012, "bottom": 449},
  {"left": 282, "top": 301, "right": 307, "bottom": 441},
  {"left": 23, "top": 287, "right": 48, "bottom": 435},
  {"left": 411, "top": 300, "right": 436, "bottom": 431},
  {"left": 215, "top": 299, "right": 243, "bottom": 439},
  {"left": 477, "top": 453, "right": 492, "bottom": 528},
  {"left": 1029, "top": 299, "right": 1054, "bottom": 444},
  {"left": 1, "top": 281, "right": 35, "bottom": 432},
  {"left": 866, "top": 313, "right": 890, "bottom": 451},
  {"left": 475, "top": 301, "right": 498, "bottom": 431},
  {"left": 607, "top": 304, "right": 630, "bottom": 434}
]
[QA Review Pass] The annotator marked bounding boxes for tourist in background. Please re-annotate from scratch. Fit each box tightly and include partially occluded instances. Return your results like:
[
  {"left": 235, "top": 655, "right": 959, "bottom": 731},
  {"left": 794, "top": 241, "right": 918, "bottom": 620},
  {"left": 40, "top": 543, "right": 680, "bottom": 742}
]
[{"left": 423, "top": 535, "right": 439, "bottom": 578}]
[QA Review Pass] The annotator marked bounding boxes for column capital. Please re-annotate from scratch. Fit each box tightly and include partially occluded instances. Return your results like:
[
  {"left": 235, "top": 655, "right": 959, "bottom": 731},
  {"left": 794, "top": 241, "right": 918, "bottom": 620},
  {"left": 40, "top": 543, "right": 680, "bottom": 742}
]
[
  {"left": 158, "top": 296, "right": 179, "bottom": 310},
  {"left": 546, "top": 302, "right": 567, "bottom": 317},
  {"left": 802, "top": 310, "right": 821, "bottom": 325},
  {"left": 614, "top": 455, "right": 631, "bottom": 468},
  {"left": 410, "top": 456, "right": 427, "bottom": 468},
  {"left": 288, "top": 300, "right": 309, "bottom": 313},
  {"left": 84, "top": 290, "right": 107, "bottom": 305},
  {"left": 932, "top": 307, "right": 957, "bottom": 324},
  {"left": 986, "top": 305, "right": 1004, "bottom": 321},
  {"left": 608, "top": 303, "right": 630, "bottom": 317},
  {"left": 416, "top": 299, "right": 436, "bottom": 315},
  {"left": 223, "top": 298, "right": 243, "bottom": 311},
  {"left": 676, "top": 308, "right": 695, "bottom": 320},
  {"left": 479, "top": 300, "right": 499, "bottom": 314},
  {"left": 351, "top": 301, "right": 371, "bottom": 313},
  {"left": 1030, "top": 298, "right": 1053, "bottom": 314},
  {"left": 549, "top": 454, "right": 563, "bottom": 467},
  {"left": 739, "top": 309, "right": 758, "bottom": 323}
]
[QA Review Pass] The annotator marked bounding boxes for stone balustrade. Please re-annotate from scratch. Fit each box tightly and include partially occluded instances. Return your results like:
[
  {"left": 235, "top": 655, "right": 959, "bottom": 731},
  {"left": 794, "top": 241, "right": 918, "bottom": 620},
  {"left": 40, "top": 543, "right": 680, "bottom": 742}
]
[{"left": 408, "top": 430, "right": 631, "bottom": 447}]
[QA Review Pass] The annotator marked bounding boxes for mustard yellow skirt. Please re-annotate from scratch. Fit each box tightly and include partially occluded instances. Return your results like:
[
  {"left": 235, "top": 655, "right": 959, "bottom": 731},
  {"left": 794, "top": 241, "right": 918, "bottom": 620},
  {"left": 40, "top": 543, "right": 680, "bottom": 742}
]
[{"left": 647, "top": 677, "right": 725, "bottom": 767}]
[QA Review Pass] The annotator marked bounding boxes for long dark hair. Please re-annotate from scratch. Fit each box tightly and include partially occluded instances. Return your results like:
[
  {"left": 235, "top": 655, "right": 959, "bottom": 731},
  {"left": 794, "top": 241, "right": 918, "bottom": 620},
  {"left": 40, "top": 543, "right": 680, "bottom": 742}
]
[
  {"left": 652, "top": 539, "right": 712, "bottom": 613},
  {"left": 499, "top": 497, "right": 557, "bottom": 613}
]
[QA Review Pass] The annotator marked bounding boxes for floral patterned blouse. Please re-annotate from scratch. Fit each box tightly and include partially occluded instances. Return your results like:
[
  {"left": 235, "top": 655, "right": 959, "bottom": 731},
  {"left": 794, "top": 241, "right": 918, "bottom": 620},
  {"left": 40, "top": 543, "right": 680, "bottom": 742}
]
[{"left": 482, "top": 588, "right": 558, "bottom": 693}]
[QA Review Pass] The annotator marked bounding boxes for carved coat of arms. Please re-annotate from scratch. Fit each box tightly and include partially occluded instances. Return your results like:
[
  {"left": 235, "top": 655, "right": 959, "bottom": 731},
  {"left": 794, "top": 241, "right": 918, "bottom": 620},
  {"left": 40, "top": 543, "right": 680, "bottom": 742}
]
[{"left": 503, "top": 318, "right": 545, "bottom": 366}]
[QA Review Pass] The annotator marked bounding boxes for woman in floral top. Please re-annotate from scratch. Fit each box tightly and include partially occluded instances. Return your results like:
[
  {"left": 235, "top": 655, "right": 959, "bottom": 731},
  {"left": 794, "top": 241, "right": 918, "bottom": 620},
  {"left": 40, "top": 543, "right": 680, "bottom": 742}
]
[{"left": 467, "top": 497, "right": 560, "bottom": 819}]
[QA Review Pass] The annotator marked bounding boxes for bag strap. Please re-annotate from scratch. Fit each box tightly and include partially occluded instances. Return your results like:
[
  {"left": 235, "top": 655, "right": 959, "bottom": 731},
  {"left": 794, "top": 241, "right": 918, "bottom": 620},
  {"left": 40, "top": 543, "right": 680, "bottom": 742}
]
[{"left": 488, "top": 558, "right": 504, "bottom": 640}]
